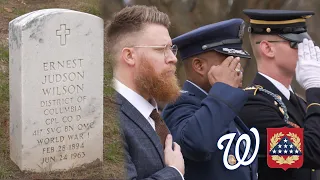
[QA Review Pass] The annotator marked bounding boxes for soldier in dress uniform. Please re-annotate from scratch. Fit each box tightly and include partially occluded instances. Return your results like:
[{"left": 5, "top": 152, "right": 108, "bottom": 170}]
[
  {"left": 239, "top": 9, "right": 320, "bottom": 180},
  {"left": 161, "top": 18, "right": 259, "bottom": 180}
]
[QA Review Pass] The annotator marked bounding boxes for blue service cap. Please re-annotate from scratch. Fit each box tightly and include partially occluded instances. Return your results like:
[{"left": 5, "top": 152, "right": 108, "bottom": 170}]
[
  {"left": 243, "top": 9, "right": 314, "bottom": 43},
  {"left": 172, "top": 18, "right": 251, "bottom": 60}
]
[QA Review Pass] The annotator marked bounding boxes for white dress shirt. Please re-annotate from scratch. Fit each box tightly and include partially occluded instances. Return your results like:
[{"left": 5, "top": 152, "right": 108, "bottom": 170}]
[
  {"left": 113, "top": 78, "right": 185, "bottom": 179},
  {"left": 113, "top": 78, "right": 157, "bottom": 130},
  {"left": 259, "top": 72, "right": 293, "bottom": 100},
  {"left": 187, "top": 80, "right": 208, "bottom": 95}
]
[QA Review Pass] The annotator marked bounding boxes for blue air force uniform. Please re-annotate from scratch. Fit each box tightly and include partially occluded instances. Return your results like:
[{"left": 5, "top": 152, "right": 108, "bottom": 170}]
[{"left": 161, "top": 19, "right": 258, "bottom": 180}]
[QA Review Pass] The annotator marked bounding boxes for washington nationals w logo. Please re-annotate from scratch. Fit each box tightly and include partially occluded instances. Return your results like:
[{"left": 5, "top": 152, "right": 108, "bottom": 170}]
[{"left": 217, "top": 128, "right": 260, "bottom": 170}]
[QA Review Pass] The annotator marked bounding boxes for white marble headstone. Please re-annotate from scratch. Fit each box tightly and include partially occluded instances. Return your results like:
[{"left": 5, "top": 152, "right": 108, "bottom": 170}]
[{"left": 9, "top": 9, "right": 104, "bottom": 172}]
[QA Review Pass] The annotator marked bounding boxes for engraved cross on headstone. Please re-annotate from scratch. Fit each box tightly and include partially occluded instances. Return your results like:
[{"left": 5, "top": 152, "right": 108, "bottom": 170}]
[{"left": 56, "top": 24, "right": 70, "bottom": 46}]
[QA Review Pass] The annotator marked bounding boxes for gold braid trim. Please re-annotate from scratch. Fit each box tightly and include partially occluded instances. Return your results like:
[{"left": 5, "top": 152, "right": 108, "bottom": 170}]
[
  {"left": 243, "top": 85, "right": 263, "bottom": 95},
  {"left": 307, "top": 103, "right": 320, "bottom": 110}
]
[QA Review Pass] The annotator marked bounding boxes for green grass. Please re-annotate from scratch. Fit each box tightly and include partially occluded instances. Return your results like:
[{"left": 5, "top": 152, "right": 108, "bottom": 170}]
[
  {"left": 0, "top": 44, "right": 9, "bottom": 63},
  {"left": 106, "top": 140, "right": 122, "bottom": 162},
  {"left": 78, "top": 0, "right": 102, "bottom": 17},
  {"left": 0, "top": 75, "right": 9, "bottom": 103},
  {"left": 0, "top": 125, "right": 8, "bottom": 153},
  {"left": 0, "top": 0, "right": 125, "bottom": 178},
  {"left": 0, "top": 43, "right": 10, "bottom": 178},
  {"left": 81, "top": 4, "right": 101, "bottom": 16},
  {"left": 0, "top": 165, "right": 12, "bottom": 179},
  {"left": 0, "top": 44, "right": 9, "bottom": 123},
  {"left": 103, "top": 57, "right": 114, "bottom": 97},
  {"left": 12, "top": 7, "right": 28, "bottom": 17}
]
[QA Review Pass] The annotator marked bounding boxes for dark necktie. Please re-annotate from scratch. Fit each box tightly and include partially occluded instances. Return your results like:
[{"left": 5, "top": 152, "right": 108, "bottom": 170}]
[
  {"left": 289, "top": 91, "right": 305, "bottom": 116},
  {"left": 289, "top": 91, "right": 298, "bottom": 106},
  {"left": 150, "top": 109, "right": 170, "bottom": 149}
]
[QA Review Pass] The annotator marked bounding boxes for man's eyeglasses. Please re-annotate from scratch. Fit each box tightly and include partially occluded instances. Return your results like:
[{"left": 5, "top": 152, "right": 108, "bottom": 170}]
[
  {"left": 255, "top": 40, "right": 298, "bottom": 49},
  {"left": 133, "top": 44, "right": 178, "bottom": 58}
]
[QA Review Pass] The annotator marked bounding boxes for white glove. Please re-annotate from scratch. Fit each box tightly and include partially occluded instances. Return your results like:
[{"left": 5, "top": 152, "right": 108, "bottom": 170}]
[{"left": 296, "top": 39, "right": 320, "bottom": 89}]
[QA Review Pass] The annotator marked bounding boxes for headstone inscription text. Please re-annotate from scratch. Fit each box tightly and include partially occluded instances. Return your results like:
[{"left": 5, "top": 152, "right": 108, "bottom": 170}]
[{"left": 9, "top": 9, "right": 104, "bottom": 172}]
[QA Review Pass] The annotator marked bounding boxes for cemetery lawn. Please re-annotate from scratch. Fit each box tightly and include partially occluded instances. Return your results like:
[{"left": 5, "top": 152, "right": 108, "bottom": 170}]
[{"left": 0, "top": 0, "right": 124, "bottom": 179}]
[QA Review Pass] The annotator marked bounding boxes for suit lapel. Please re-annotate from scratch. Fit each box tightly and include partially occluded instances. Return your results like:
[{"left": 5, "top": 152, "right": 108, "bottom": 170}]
[
  {"left": 252, "top": 73, "right": 304, "bottom": 127},
  {"left": 297, "top": 97, "right": 307, "bottom": 115},
  {"left": 116, "top": 92, "right": 165, "bottom": 165}
]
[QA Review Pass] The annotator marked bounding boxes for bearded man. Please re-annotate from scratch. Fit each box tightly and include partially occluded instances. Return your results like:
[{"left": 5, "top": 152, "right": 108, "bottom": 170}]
[{"left": 106, "top": 5, "right": 185, "bottom": 180}]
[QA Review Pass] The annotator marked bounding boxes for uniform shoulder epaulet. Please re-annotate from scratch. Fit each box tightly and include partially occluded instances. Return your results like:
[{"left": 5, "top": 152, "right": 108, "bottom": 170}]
[{"left": 243, "top": 85, "right": 263, "bottom": 95}]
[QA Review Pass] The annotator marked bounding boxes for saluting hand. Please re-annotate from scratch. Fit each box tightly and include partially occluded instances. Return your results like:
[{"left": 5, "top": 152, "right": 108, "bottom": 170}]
[
  {"left": 207, "top": 56, "right": 243, "bottom": 88},
  {"left": 296, "top": 38, "right": 320, "bottom": 89}
]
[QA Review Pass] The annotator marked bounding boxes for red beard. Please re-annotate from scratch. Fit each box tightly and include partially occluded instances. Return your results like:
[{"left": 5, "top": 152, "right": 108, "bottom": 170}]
[{"left": 134, "top": 58, "right": 181, "bottom": 104}]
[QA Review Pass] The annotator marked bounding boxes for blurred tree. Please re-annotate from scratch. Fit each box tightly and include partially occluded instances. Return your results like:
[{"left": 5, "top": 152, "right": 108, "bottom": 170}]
[{"left": 101, "top": 0, "right": 320, "bottom": 97}]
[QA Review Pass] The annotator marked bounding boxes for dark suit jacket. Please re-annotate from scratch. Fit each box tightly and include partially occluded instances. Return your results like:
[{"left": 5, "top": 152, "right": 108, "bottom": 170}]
[
  {"left": 162, "top": 81, "right": 258, "bottom": 180},
  {"left": 239, "top": 73, "right": 320, "bottom": 180},
  {"left": 115, "top": 92, "right": 183, "bottom": 180}
]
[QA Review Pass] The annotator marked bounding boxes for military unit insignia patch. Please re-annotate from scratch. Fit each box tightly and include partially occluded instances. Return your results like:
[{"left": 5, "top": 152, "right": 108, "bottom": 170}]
[{"left": 267, "top": 127, "right": 304, "bottom": 170}]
